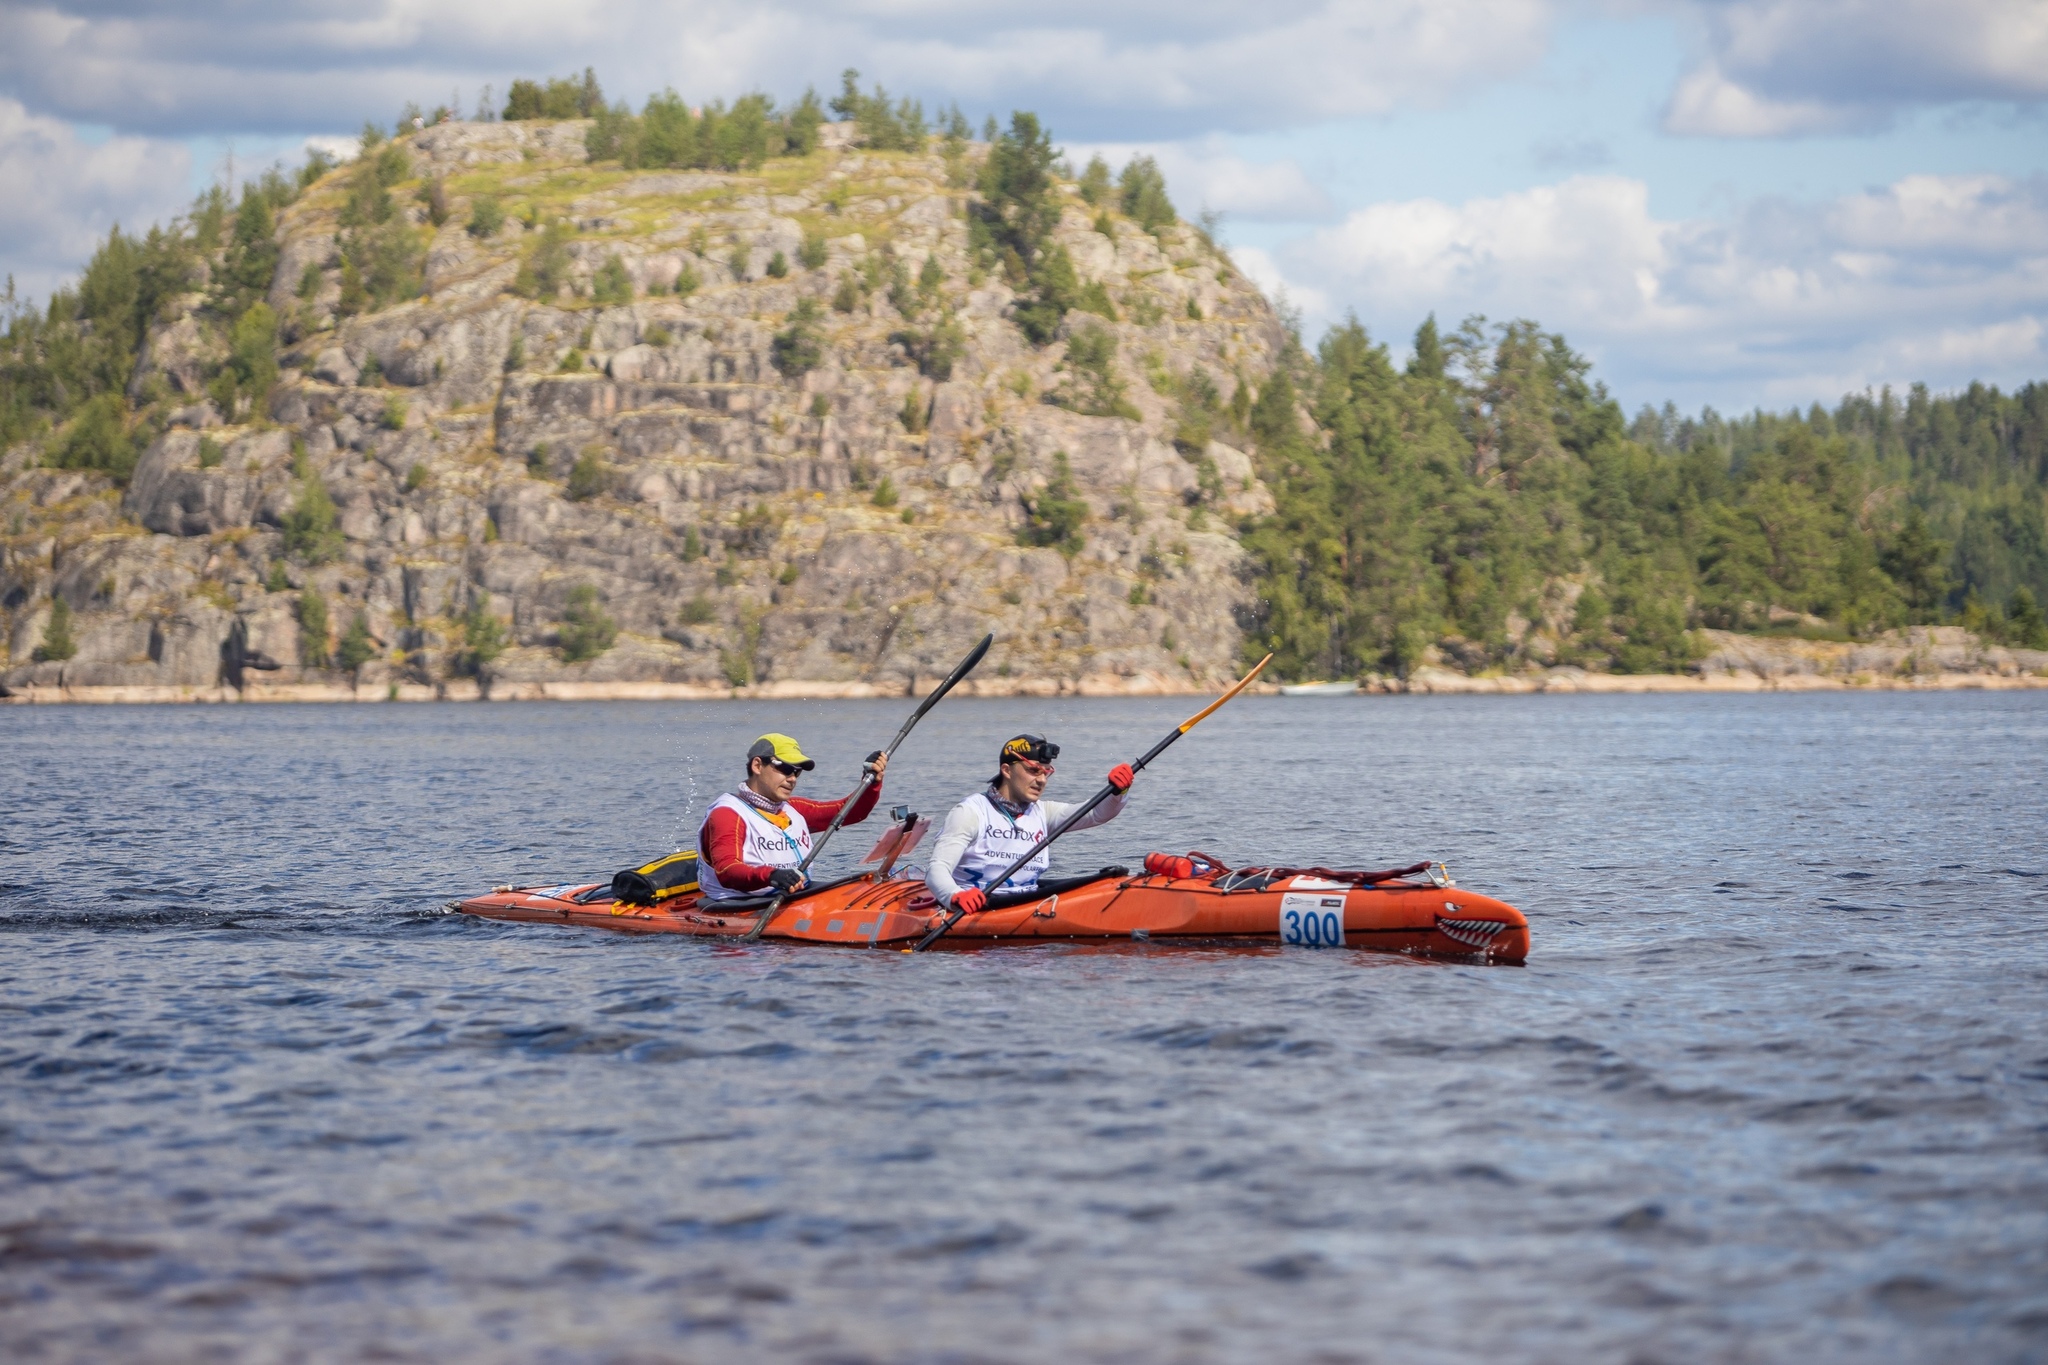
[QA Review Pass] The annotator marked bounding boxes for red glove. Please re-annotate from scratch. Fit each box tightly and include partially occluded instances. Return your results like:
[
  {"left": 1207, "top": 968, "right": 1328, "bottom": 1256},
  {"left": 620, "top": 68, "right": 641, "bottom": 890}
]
[
  {"left": 1107, "top": 763, "right": 1135, "bottom": 792},
  {"left": 951, "top": 888, "right": 988, "bottom": 915}
]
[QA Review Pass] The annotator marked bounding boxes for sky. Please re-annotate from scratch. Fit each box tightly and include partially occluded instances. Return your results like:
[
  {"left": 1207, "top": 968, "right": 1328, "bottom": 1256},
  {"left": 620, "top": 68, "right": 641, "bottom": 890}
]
[{"left": 1, "top": 0, "right": 2044, "bottom": 416}]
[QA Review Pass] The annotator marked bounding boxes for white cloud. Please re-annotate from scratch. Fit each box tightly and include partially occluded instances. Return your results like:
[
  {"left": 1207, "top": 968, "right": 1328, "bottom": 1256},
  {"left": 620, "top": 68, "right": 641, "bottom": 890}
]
[
  {"left": 1664, "top": 0, "right": 2048, "bottom": 137},
  {"left": 1826, "top": 173, "right": 2048, "bottom": 257},
  {"left": 1066, "top": 138, "right": 1332, "bottom": 221},
  {"left": 2, "top": 2, "right": 2041, "bottom": 153},
  {"left": 1275, "top": 171, "right": 2048, "bottom": 408},
  {"left": 303, "top": 134, "right": 362, "bottom": 165},
  {"left": 0, "top": 0, "right": 1558, "bottom": 138},
  {"left": 1663, "top": 62, "right": 1871, "bottom": 137},
  {"left": 1886, "top": 316, "right": 2044, "bottom": 374},
  {"left": 0, "top": 97, "right": 192, "bottom": 305},
  {"left": 1298, "top": 175, "right": 1681, "bottom": 325},
  {"left": 1231, "top": 244, "right": 1331, "bottom": 320}
]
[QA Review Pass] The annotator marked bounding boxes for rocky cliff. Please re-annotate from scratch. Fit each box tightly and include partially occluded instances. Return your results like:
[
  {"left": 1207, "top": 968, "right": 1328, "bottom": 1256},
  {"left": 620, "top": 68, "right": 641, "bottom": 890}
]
[{"left": 1, "top": 118, "right": 1283, "bottom": 700}]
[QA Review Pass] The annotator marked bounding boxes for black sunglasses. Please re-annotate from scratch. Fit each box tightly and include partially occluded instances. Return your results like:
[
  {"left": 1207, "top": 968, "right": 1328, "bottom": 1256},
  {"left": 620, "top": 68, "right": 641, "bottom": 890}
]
[{"left": 765, "top": 758, "right": 806, "bottom": 777}]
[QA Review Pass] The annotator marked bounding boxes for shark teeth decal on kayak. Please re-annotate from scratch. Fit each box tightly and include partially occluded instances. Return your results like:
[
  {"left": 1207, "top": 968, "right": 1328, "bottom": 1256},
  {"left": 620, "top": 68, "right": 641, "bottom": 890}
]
[{"left": 1436, "top": 916, "right": 1509, "bottom": 948}]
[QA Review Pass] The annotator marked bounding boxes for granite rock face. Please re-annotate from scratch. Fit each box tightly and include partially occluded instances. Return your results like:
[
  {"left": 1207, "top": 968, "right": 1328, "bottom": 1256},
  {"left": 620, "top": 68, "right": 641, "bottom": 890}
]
[
  {"left": 2, "top": 121, "right": 1286, "bottom": 695},
  {"left": 1691, "top": 626, "right": 2048, "bottom": 682}
]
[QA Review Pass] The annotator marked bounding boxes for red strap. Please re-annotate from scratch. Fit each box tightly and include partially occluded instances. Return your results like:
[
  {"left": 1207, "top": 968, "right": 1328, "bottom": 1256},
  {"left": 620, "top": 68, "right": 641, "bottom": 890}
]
[{"left": 1232, "top": 860, "right": 1433, "bottom": 885}]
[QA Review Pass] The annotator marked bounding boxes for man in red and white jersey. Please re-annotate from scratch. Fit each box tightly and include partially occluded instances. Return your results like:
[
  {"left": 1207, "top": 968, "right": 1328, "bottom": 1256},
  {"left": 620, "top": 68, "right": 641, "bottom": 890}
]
[{"left": 696, "top": 733, "right": 887, "bottom": 901}]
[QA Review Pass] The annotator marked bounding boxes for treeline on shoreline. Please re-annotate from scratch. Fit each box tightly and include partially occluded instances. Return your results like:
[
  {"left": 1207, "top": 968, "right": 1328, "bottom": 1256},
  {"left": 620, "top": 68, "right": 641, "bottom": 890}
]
[
  {"left": 1243, "top": 316, "right": 2047, "bottom": 677},
  {"left": 2, "top": 68, "right": 2044, "bottom": 682}
]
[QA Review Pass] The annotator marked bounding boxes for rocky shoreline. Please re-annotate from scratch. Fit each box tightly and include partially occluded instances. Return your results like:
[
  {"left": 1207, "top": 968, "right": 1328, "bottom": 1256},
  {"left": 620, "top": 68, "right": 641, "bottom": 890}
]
[
  {"left": 0, "top": 669, "right": 1205, "bottom": 704},
  {"left": 1380, "top": 626, "right": 2048, "bottom": 694},
  {"left": 8, "top": 627, "right": 2043, "bottom": 703},
  {"left": 1388, "top": 669, "right": 2048, "bottom": 695}
]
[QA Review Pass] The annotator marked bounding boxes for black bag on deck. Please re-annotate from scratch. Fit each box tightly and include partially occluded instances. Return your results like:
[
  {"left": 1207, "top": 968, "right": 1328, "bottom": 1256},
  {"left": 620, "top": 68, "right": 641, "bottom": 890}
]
[{"left": 611, "top": 851, "right": 700, "bottom": 906}]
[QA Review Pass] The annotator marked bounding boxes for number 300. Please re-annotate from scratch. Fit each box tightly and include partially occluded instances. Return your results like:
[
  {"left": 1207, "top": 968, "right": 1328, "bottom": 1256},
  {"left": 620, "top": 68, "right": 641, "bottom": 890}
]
[{"left": 1283, "top": 909, "right": 1343, "bottom": 947}]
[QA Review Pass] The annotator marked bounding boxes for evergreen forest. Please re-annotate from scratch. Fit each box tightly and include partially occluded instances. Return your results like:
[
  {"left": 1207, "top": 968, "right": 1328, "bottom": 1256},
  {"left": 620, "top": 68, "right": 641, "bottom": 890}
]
[{"left": 1241, "top": 318, "right": 2048, "bottom": 677}]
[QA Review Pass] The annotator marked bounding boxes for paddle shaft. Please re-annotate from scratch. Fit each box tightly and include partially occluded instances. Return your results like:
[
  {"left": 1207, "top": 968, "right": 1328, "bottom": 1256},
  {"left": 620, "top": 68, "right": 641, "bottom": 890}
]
[
  {"left": 741, "top": 633, "right": 993, "bottom": 940},
  {"left": 913, "top": 653, "right": 1272, "bottom": 951}
]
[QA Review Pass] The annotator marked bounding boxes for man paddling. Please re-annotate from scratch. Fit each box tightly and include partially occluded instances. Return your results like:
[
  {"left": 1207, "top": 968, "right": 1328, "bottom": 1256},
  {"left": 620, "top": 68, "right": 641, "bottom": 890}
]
[
  {"left": 698, "top": 733, "right": 886, "bottom": 901},
  {"left": 926, "top": 734, "right": 1134, "bottom": 916}
]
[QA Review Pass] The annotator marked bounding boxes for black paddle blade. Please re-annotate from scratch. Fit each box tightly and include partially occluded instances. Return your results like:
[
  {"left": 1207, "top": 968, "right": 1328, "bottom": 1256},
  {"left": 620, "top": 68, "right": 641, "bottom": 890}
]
[
  {"left": 955, "top": 631, "right": 994, "bottom": 681},
  {"left": 899, "top": 633, "right": 993, "bottom": 735}
]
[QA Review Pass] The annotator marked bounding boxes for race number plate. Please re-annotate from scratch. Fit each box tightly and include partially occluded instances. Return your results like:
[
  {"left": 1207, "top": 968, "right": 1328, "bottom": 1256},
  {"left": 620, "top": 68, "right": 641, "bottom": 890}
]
[{"left": 1279, "top": 891, "right": 1346, "bottom": 947}]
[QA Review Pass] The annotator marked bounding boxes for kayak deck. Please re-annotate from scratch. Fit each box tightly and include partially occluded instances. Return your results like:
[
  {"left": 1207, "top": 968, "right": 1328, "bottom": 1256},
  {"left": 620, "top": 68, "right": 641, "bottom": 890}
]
[{"left": 451, "top": 868, "right": 1530, "bottom": 962}]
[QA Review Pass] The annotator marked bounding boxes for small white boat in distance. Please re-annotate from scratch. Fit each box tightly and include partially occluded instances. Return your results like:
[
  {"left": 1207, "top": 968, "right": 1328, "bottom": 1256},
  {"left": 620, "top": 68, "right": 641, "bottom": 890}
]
[{"left": 1278, "top": 680, "right": 1360, "bottom": 696}]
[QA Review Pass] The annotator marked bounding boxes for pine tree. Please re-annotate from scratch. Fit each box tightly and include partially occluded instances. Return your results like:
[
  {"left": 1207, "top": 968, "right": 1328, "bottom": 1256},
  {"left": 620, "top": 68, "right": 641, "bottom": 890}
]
[
  {"left": 298, "top": 588, "right": 331, "bottom": 667},
  {"left": 1117, "top": 156, "right": 1176, "bottom": 234},
  {"left": 337, "top": 613, "right": 376, "bottom": 673},
  {"left": 1408, "top": 314, "right": 1445, "bottom": 380},
  {"left": 33, "top": 596, "right": 76, "bottom": 662},
  {"left": 558, "top": 586, "right": 617, "bottom": 661},
  {"left": 2007, "top": 586, "right": 2048, "bottom": 648},
  {"left": 1078, "top": 156, "right": 1112, "bottom": 206}
]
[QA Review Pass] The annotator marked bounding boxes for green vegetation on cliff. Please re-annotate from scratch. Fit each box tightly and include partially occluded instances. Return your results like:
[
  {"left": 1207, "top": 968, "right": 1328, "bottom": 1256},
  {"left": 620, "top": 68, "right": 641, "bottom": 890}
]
[
  {"left": 33, "top": 595, "right": 75, "bottom": 662},
  {"left": 1, "top": 159, "right": 309, "bottom": 457},
  {"left": 585, "top": 87, "right": 823, "bottom": 170},
  {"left": 557, "top": 585, "right": 617, "bottom": 662}
]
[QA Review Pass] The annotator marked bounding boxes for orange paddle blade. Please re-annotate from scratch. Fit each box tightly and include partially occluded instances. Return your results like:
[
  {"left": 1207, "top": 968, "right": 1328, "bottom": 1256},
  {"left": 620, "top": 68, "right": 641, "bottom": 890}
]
[{"left": 1176, "top": 653, "right": 1273, "bottom": 735}]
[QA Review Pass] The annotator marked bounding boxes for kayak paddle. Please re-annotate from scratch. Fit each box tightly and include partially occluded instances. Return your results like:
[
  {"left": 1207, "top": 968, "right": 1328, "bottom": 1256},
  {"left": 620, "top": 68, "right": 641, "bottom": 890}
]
[
  {"left": 742, "top": 633, "right": 993, "bottom": 940},
  {"left": 913, "top": 651, "right": 1273, "bottom": 951}
]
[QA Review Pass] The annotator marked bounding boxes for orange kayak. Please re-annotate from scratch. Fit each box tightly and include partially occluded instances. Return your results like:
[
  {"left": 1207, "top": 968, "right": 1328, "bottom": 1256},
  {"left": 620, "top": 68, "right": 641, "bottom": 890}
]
[{"left": 451, "top": 860, "right": 1531, "bottom": 962}]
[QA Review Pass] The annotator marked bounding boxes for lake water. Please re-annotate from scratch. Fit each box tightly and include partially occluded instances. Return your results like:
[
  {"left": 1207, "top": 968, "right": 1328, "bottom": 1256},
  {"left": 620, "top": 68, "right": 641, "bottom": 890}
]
[{"left": 3, "top": 692, "right": 2045, "bottom": 1362}]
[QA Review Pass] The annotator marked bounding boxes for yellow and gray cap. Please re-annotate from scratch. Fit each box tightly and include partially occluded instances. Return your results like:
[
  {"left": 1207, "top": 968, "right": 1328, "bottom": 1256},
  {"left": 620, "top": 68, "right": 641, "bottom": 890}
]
[
  {"left": 747, "top": 733, "right": 815, "bottom": 770},
  {"left": 990, "top": 733, "right": 1058, "bottom": 782},
  {"left": 1001, "top": 734, "right": 1059, "bottom": 765}
]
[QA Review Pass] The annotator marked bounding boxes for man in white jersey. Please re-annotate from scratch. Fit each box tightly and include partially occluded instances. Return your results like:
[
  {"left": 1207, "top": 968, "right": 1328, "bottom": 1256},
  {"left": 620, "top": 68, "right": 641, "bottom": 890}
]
[
  {"left": 696, "top": 733, "right": 887, "bottom": 901},
  {"left": 926, "top": 734, "right": 1134, "bottom": 916}
]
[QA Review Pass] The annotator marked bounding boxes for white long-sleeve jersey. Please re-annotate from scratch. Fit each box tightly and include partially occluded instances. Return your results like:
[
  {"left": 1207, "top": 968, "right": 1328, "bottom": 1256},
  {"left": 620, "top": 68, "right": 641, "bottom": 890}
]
[{"left": 925, "top": 787, "right": 1128, "bottom": 907}]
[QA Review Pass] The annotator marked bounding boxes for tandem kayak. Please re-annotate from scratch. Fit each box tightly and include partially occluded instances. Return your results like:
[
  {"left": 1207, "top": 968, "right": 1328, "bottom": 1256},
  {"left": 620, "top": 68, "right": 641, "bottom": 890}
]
[{"left": 450, "top": 855, "right": 1531, "bottom": 962}]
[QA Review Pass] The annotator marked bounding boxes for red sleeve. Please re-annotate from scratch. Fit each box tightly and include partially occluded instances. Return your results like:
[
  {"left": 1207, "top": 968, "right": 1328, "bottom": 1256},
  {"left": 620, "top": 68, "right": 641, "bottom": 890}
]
[
  {"left": 789, "top": 777, "right": 882, "bottom": 833},
  {"left": 699, "top": 806, "right": 775, "bottom": 892}
]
